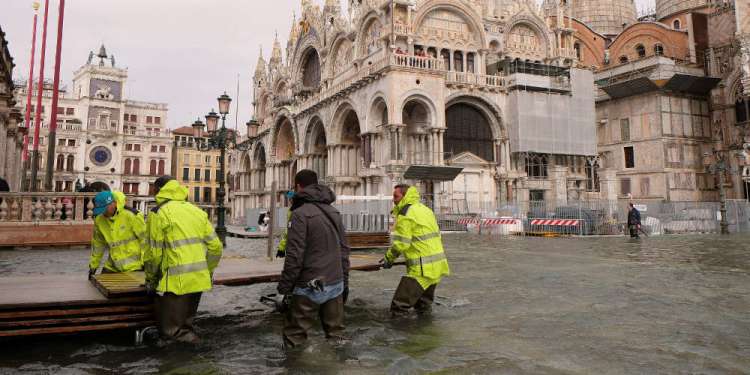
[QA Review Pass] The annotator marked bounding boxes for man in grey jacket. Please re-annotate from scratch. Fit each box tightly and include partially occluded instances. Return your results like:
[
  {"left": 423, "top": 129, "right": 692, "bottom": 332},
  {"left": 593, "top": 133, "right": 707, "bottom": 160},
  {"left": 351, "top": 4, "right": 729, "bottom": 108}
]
[{"left": 278, "top": 169, "right": 350, "bottom": 348}]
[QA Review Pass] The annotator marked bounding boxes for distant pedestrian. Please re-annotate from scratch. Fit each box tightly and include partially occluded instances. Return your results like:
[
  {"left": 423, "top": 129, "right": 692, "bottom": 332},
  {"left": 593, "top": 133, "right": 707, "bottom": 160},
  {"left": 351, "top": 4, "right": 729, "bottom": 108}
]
[
  {"left": 381, "top": 185, "right": 449, "bottom": 316},
  {"left": 277, "top": 169, "right": 350, "bottom": 348},
  {"left": 628, "top": 203, "right": 642, "bottom": 238}
]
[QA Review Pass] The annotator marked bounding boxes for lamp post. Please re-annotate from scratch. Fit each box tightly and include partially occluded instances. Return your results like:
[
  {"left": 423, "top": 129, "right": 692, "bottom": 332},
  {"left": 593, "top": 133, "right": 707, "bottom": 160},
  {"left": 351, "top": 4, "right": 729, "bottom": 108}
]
[{"left": 195, "top": 92, "right": 251, "bottom": 245}]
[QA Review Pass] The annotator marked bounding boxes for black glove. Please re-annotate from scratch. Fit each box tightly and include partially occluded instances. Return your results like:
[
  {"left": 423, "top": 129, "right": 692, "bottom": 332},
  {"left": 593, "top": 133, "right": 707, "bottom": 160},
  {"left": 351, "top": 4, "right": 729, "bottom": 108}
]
[
  {"left": 87, "top": 269, "right": 96, "bottom": 280},
  {"left": 379, "top": 258, "right": 393, "bottom": 269},
  {"left": 342, "top": 285, "right": 349, "bottom": 304},
  {"left": 276, "top": 249, "right": 285, "bottom": 258},
  {"left": 280, "top": 294, "right": 292, "bottom": 313},
  {"left": 145, "top": 282, "right": 157, "bottom": 296}
]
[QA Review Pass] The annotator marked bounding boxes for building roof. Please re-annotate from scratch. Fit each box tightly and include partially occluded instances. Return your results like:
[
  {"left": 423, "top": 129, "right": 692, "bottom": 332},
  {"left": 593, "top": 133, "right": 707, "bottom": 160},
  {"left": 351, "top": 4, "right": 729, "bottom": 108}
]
[{"left": 172, "top": 125, "right": 237, "bottom": 138}]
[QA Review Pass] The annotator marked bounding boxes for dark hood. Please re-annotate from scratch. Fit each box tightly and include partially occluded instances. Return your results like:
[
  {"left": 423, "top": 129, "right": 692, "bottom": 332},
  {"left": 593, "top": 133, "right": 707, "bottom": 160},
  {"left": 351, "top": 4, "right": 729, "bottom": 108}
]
[{"left": 291, "top": 184, "right": 336, "bottom": 211}]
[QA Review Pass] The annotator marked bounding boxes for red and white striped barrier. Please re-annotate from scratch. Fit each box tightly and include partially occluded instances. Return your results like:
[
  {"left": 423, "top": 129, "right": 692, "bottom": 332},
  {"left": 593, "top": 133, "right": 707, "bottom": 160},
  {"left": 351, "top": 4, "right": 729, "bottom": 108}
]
[
  {"left": 457, "top": 218, "right": 520, "bottom": 226},
  {"left": 482, "top": 219, "right": 520, "bottom": 225},
  {"left": 530, "top": 219, "right": 581, "bottom": 226}
]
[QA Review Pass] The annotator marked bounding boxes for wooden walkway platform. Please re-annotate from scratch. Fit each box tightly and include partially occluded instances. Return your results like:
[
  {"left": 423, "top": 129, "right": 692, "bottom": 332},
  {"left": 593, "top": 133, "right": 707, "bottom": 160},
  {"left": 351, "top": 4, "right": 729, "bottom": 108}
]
[
  {"left": 0, "top": 254, "right": 386, "bottom": 338},
  {"left": 227, "top": 229, "right": 391, "bottom": 250}
]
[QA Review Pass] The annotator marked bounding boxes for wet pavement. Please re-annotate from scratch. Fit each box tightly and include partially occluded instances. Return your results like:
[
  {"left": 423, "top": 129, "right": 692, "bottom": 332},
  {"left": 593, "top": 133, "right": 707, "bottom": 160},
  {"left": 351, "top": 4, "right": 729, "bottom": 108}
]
[{"left": 1, "top": 234, "right": 749, "bottom": 374}]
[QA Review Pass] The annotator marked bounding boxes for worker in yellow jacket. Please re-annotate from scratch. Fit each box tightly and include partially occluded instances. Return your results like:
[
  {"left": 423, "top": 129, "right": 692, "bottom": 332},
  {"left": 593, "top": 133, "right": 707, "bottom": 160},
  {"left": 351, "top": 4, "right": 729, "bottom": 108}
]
[
  {"left": 144, "top": 176, "right": 223, "bottom": 343},
  {"left": 89, "top": 190, "right": 146, "bottom": 278},
  {"left": 381, "top": 185, "right": 449, "bottom": 315}
]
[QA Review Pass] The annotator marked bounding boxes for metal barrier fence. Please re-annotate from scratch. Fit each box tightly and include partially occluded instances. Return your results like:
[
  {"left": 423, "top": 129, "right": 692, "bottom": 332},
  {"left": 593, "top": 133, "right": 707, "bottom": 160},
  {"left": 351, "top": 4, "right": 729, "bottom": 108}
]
[{"left": 441, "top": 199, "right": 750, "bottom": 236}]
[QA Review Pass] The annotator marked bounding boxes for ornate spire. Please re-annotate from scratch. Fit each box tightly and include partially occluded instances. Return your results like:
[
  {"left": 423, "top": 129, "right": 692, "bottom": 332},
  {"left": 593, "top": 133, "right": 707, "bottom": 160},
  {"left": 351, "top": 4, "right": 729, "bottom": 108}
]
[
  {"left": 254, "top": 46, "right": 267, "bottom": 78},
  {"left": 270, "top": 31, "right": 283, "bottom": 67},
  {"left": 289, "top": 12, "right": 299, "bottom": 43}
]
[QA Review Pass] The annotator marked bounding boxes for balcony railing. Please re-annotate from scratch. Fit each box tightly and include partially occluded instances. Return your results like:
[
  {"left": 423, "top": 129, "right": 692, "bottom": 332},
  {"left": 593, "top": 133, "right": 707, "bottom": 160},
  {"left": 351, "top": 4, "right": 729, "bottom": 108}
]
[
  {"left": 0, "top": 193, "right": 97, "bottom": 223},
  {"left": 445, "top": 72, "right": 505, "bottom": 88}
]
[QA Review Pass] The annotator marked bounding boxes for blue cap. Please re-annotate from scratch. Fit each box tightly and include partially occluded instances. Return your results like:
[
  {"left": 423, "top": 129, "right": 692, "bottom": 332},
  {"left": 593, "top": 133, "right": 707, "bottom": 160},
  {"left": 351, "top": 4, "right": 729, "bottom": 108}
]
[
  {"left": 285, "top": 190, "right": 295, "bottom": 199},
  {"left": 93, "top": 191, "right": 114, "bottom": 216}
]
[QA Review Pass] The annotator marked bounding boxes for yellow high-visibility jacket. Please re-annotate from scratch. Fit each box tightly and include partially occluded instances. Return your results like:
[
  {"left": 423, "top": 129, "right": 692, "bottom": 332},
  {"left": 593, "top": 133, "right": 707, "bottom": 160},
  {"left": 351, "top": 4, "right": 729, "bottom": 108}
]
[
  {"left": 143, "top": 180, "right": 223, "bottom": 295},
  {"left": 89, "top": 191, "right": 146, "bottom": 273},
  {"left": 385, "top": 187, "right": 450, "bottom": 289}
]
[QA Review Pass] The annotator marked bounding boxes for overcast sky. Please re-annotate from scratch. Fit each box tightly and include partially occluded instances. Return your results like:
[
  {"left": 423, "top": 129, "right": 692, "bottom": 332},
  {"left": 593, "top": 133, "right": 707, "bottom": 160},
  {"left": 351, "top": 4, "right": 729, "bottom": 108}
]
[{"left": 0, "top": 0, "right": 655, "bottom": 131}]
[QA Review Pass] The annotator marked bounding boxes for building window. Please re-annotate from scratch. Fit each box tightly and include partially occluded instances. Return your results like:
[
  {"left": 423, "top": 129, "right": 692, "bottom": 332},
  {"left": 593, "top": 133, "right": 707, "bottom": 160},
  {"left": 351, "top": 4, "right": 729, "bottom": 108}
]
[
  {"left": 635, "top": 44, "right": 646, "bottom": 58},
  {"left": 132, "top": 159, "right": 140, "bottom": 175},
  {"left": 203, "top": 187, "right": 212, "bottom": 203},
  {"left": 585, "top": 158, "right": 600, "bottom": 192},
  {"left": 55, "top": 181, "right": 63, "bottom": 192},
  {"left": 159, "top": 145, "right": 166, "bottom": 153},
  {"left": 205, "top": 155, "right": 211, "bottom": 164},
  {"left": 66, "top": 108, "right": 74, "bottom": 115},
  {"left": 56, "top": 107, "right": 65, "bottom": 115},
  {"left": 146, "top": 116, "right": 153, "bottom": 124},
  {"left": 574, "top": 42, "right": 581, "bottom": 60},
  {"left": 155, "top": 117, "right": 161, "bottom": 124},
  {"left": 126, "top": 144, "right": 133, "bottom": 151},
  {"left": 620, "top": 118, "right": 630, "bottom": 142},
  {"left": 673, "top": 19, "right": 680, "bottom": 30},
  {"left": 124, "top": 158, "right": 132, "bottom": 175},
  {"left": 58, "top": 138, "right": 66, "bottom": 146},
  {"left": 131, "top": 114, "right": 137, "bottom": 122},
  {"left": 67, "top": 139, "right": 75, "bottom": 147},
  {"left": 66, "top": 155, "right": 74, "bottom": 172},
  {"left": 150, "top": 160, "right": 157, "bottom": 175},
  {"left": 619, "top": 56, "right": 629, "bottom": 64},
  {"left": 158, "top": 160, "right": 165, "bottom": 175},
  {"left": 624, "top": 146, "right": 635, "bottom": 169},
  {"left": 56, "top": 154, "right": 65, "bottom": 171},
  {"left": 194, "top": 187, "right": 200, "bottom": 202},
  {"left": 194, "top": 168, "right": 201, "bottom": 181},
  {"left": 151, "top": 145, "right": 158, "bottom": 153},
  {"left": 621, "top": 178, "right": 631, "bottom": 196},
  {"left": 736, "top": 95, "right": 749, "bottom": 124},
  {"left": 134, "top": 144, "right": 141, "bottom": 152},
  {"left": 526, "top": 153, "right": 549, "bottom": 179},
  {"left": 640, "top": 177, "right": 651, "bottom": 197},
  {"left": 216, "top": 156, "right": 221, "bottom": 165},
  {"left": 204, "top": 169, "right": 211, "bottom": 182},
  {"left": 182, "top": 167, "right": 189, "bottom": 181},
  {"left": 148, "top": 183, "right": 156, "bottom": 196},
  {"left": 530, "top": 190, "right": 545, "bottom": 202},
  {"left": 654, "top": 44, "right": 664, "bottom": 56}
]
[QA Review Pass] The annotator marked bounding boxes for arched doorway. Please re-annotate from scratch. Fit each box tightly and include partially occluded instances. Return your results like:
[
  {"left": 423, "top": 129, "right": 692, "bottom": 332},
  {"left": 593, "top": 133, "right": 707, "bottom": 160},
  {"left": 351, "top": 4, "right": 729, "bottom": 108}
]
[
  {"left": 301, "top": 49, "right": 321, "bottom": 89},
  {"left": 252, "top": 144, "right": 267, "bottom": 191},
  {"left": 330, "top": 104, "right": 363, "bottom": 195},
  {"left": 305, "top": 118, "right": 328, "bottom": 180},
  {"left": 445, "top": 103, "right": 495, "bottom": 162},
  {"left": 273, "top": 117, "right": 296, "bottom": 192},
  {"left": 367, "top": 98, "right": 389, "bottom": 167},
  {"left": 402, "top": 99, "right": 432, "bottom": 164}
]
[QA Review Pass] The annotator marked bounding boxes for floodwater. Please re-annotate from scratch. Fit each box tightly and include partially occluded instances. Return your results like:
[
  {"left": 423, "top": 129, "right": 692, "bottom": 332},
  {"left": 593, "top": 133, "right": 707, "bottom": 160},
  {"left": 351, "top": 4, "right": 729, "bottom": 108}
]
[{"left": 1, "top": 234, "right": 750, "bottom": 374}]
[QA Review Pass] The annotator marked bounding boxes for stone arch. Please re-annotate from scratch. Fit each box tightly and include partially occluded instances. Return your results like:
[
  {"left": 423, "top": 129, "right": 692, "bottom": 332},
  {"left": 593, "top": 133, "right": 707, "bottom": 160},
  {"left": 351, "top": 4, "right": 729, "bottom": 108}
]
[
  {"left": 367, "top": 93, "right": 389, "bottom": 131},
  {"left": 271, "top": 114, "right": 297, "bottom": 162},
  {"left": 504, "top": 16, "right": 552, "bottom": 59},
  {"left": 446, "top": 92, "right": 505, "bottom": 140},
  {"left": 330, "top": 100, "right": 363, "bottom": 144},
  {"left": 397, "top": 90, "right": 440, "bottom": 126},
  {"left": 299, "top": 47, "right": 322, "bottom": 89},
  {"left": 328, "top": 34, "right": 354, "bottom": 78},
  {"left": 304, "top": 116, "right": 329, "bottom": 179},
  {"left": 357, "top": 13, "right": 385, "bottom": 57},
  {"left": 412, "top": 0, "right": 487, "bottom": 48},
  {"left": 444, "top": 96, "right": 498, "bottom": 162}
]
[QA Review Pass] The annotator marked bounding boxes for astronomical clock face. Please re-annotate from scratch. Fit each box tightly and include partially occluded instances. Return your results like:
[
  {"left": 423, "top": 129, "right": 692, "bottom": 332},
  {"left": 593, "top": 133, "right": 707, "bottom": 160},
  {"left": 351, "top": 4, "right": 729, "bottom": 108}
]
[{"left": 89, "top": 146, "right": 112, "bottom": 166}]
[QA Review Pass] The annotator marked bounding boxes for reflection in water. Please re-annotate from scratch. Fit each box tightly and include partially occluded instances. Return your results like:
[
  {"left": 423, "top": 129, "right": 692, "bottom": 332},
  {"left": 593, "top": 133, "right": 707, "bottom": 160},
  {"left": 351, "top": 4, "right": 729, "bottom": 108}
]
[{"left": 1, "top": 234, "right": 750, "bottom": 373}]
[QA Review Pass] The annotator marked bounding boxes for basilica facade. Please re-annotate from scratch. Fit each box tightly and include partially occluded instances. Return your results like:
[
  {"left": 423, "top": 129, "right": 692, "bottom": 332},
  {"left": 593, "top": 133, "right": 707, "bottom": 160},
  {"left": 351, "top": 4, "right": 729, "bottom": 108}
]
[{"left": 232, "top": 0, "right": 599, "bottom": 218}]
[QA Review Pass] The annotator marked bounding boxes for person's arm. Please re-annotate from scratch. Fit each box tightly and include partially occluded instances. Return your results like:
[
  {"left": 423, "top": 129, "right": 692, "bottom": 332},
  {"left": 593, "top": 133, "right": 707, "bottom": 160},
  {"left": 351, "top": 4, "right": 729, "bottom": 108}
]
[
  {"left": 277, "top": 211, "right": 306, "bottom": 295},
  {"left": 385, "top": 213, "right": 414, "bottom": 264},
  {"left": 132, "top": 212, "right": 147, "bottom": 257},
  {"left": 143, "top": 212, "right": 164, "bottom": 288},
  {"left": 203, "top": 213, "right": 223, "bottom": 274},
  {"left": 89, "top": 224, "right": 107, "bottom": 273}
]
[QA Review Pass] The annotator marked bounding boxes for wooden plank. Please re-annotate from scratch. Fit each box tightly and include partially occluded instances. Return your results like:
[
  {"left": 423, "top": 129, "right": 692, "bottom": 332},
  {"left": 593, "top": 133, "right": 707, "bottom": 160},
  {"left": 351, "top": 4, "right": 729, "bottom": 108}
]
[
  {"left": 0, "top": 313, "right": 154, "bottom": 329},
  {"left": 0, "top": 275, "right": 109, "bottom": 310},
  {"left": 92, "top": 273, "right": 146, "bottom": 298},
  {"left": 0, "top": 305, "right": 153, "bottom": 320},
  {"left": 0, "top": 321, "right": 155, "bottom": 338}
]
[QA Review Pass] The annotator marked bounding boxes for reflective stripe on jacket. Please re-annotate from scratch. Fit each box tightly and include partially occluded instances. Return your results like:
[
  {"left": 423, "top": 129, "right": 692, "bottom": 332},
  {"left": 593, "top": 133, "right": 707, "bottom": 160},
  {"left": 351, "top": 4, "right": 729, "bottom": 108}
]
[
  {"left": 89, "top": 191, "right": 146, "bottom": 273},
  {"left": 277, "top": 210, "right": 293, "bottom": 254},
  {"left": 385, "top": 186, "right": 449, "bottom": 289},
  {"left": 143, "top": 180, "right": 223, "bottom": 295}
]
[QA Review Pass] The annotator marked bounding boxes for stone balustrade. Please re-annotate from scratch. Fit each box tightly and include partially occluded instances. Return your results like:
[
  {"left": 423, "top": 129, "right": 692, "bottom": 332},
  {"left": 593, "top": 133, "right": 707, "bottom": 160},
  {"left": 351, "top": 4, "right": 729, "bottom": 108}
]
[
  {"left": 0, "top": 192, "right": 98, "bottom": 248},
  {"left": 0, "top": 192, "right": 96, "bottom": 223},
  {"left": 445, "top": 71, "right": 505, "bottom": 88}
]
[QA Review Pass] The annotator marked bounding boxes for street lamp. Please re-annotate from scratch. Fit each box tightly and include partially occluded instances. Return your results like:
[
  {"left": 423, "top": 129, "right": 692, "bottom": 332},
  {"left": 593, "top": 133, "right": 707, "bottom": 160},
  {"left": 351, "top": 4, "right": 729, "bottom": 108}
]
[{"left": 197, "top": 92, "right": 251, "bottom": 245}]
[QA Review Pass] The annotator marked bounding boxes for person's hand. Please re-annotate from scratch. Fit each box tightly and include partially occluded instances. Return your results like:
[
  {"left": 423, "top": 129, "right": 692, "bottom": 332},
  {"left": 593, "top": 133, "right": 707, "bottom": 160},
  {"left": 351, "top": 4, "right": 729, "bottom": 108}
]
[
  {"left": 87, "top": 269, "right": 96, "bottom": 280},
  {"left": 276, "top": 249, "right": 285, "bottom": 258},
  {"left": 379, "top": 258, "right": 392, "bottom": 269}
]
